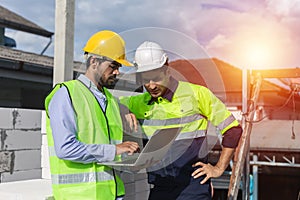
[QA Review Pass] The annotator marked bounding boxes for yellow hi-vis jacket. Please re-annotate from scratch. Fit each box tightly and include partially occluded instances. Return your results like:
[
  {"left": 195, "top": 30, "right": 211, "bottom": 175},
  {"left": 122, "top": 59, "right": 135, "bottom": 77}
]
[
  {"left": 45, "top": 80, "right": 125, "bottom": 200},
  {"left": 120, "top": 81, "right": 239, "bottom": 140}
]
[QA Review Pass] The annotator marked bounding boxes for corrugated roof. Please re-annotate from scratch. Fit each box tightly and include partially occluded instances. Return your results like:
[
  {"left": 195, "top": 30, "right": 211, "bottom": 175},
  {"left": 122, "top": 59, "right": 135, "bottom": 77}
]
[
  {"left": 0, "top": 5, "right": 53, "bottom": 37},
  {"left": 0, "top": 45, "right": 83, "bottom": 72}
]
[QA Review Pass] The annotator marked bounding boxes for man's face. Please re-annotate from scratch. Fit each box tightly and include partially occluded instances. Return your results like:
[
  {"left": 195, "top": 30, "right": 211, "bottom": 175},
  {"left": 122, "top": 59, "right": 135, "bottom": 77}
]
[
  {"left": 96, "top": 60, "right": 121, "bottom": 87},
  {"left": 140, "top": 68, "right": 170, "bottom": 98}
]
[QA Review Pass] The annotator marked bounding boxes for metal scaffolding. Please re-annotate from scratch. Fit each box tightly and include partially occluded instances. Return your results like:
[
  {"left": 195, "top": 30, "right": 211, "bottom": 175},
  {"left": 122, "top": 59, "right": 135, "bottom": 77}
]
[{"left": 227, "top": 68, "right": 300, "bottom": 200}]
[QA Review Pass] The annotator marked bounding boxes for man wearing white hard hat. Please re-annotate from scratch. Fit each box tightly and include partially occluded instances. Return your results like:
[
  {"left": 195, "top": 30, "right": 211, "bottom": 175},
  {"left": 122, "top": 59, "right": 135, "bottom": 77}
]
[{"left": 120, "top": 41, "right": 242, "bottom": 199}]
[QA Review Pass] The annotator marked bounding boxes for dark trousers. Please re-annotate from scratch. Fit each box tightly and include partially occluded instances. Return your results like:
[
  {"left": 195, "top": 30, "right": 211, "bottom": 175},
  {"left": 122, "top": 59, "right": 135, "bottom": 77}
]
[{"left": 148, "top": 176, "right": 212, "bottom": 200}]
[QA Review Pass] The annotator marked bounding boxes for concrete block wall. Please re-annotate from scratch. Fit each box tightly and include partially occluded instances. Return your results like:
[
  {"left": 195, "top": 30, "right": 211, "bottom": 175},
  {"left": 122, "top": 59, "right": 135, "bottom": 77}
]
[{"left": 0, "top": 108, "right": 42, "bottom": 183}]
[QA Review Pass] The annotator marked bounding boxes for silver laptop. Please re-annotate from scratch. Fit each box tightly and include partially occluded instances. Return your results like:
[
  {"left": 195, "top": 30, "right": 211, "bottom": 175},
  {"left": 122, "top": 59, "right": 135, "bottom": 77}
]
[{"left": 99, "top": 127, "right": 182, "bottom": 171}]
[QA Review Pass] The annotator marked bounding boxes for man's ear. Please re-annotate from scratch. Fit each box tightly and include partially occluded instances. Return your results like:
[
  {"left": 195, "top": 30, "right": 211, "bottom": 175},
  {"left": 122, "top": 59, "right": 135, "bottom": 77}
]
[
  {"left": 90, "top": 57, "right": 98, "bottom": 69},
  {"left": 165, "top": 67, "right": 171, "bottom": 78}
]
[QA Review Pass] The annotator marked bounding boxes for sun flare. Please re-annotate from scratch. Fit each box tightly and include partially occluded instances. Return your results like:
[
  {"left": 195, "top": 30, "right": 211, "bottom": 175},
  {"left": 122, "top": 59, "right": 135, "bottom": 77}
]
[{"left": 241, "top": 41, "right": 276, "bottom": 69}]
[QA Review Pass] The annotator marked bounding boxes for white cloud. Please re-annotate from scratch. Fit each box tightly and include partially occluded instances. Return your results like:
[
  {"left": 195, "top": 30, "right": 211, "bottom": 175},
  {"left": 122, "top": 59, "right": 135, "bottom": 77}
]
[
  {"left": 206, "top": 34, "right": 231, "bottom": 49},
  {"left": 266, "top": 0, "right": 300, "bottom": 17}
]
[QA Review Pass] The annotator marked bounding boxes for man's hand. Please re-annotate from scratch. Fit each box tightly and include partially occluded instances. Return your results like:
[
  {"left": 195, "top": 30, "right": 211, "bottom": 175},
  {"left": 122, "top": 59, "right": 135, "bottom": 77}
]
[
  {"left": 191, "top": 162, "right": 225, "bottom": 184},
  {"left": 124, "top": 113, "right": 138, "bottom": 133},
  {"left": 116, "top": 141, "right": 140, "bottom": 155},
  {"left": 191, "top": 147, "right": 235, "bottom": 184}
]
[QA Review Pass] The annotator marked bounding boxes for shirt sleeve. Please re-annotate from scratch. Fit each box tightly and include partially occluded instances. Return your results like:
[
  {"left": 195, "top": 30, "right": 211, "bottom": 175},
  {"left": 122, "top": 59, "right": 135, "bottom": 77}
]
[
  {"left": 48, "top": 86, "right": 116, "bottom": 164},
  {"left": 222, "top": 125, "right": 243, "bottom": 148}
]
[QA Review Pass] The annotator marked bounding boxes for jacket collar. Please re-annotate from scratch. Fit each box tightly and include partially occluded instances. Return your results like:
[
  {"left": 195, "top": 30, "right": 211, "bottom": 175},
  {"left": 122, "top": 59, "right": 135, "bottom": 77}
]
[{"left": 148, "top": 76, "right": 178, "bottom": 104}]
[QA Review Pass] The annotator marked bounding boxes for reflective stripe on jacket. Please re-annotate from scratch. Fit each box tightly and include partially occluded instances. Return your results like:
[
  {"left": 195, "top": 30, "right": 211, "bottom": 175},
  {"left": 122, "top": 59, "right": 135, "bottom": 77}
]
[{"left": 45, "top": 80, "right": 125, "bottom": 200}]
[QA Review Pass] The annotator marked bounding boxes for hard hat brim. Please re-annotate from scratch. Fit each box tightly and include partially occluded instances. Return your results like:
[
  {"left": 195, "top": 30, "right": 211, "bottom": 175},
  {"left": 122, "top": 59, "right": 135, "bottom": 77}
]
[
  {"left": 135, "top": 64, "right": 164, "bottom": 73},
  {"left": 116, "top": 59, "right": 133, "bottom": 66},
  {"left": 135, "top": 54, "right": 167, "bottom": 73}
]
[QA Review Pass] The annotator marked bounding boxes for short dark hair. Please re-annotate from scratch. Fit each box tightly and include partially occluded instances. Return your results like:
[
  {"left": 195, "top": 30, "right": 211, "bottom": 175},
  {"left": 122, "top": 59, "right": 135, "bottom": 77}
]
[{"left": 85, "top": 52, "right": 105, "bottom": 69}]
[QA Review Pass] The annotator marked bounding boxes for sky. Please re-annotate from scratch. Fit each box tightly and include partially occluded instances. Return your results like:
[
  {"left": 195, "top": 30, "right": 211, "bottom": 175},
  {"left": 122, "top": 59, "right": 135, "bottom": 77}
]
[{"left": 1, "top": 0, "right": 300, "bottom": 69}]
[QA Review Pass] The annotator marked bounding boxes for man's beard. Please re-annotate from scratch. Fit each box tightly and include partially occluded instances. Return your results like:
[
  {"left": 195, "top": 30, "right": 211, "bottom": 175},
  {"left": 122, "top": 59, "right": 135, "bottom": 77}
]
[{"left": 101, "top": 75, "right": 117, "bottom": 88}]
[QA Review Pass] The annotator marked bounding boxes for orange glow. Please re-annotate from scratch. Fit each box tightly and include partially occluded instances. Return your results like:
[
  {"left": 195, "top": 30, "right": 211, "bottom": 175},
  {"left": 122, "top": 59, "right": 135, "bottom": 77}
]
[
  {"left": 225, "top": 24, "right": 292, "bottom": 69},
  {"left": 239, "top": 37, "right": 279, "bottom": 69}
]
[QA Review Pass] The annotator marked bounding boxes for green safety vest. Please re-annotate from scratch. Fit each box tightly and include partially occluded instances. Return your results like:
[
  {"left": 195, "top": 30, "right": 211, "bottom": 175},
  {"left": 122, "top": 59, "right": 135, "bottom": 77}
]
[
  {"left": 120, "top": 81, "right": 239, "bottom": 140},
  {"left": 45, "top": 80, "right": 125, "bottom": 200}
]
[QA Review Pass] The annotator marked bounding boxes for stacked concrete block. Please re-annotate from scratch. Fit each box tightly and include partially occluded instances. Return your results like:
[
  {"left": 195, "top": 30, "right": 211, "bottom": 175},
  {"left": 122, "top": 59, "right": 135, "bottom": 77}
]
[
  {"left": 41, "top": 111, "right": 51, "bottom": 179},
  {"left": 0, "top": 108, "right": 42, "bottom": 182},
  {"left": 121, "top": 170, "right": 150, "bottom": 200},
  {"left": 121, "top": 131, "right": 150, "bottom": 199}
]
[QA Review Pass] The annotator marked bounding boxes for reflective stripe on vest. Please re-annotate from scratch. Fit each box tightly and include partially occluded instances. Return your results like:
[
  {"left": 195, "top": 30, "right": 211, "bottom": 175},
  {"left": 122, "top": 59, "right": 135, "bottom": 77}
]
[
  {"left": 51, "top": 171, "right": 114, "bottom": 185},
  {"left": 141, "top": 113, "right": 206, "bottom": 126}
]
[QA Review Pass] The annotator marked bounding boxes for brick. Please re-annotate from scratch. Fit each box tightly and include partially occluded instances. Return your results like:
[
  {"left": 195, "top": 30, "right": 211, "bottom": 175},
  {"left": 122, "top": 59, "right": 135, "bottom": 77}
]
[
  {"left": 1, "top": 169, "right": 42, "bottom": 182},
  {"left": 41, "top": 144, "right": 50, "bottom": 168},
  {"left": 41, "top": 110, "right": 47, "bottom": 134},
  {"left": 14, "top": 150, "right": 41, "bottom": 171},
  {"left": 133, "top": 170, "right": 148, "bottom": 181},
  {"left": 42, "top": 135, "right": 48, "bottom": 148},
  {"left": 0, "top": 108, "right": 13, "bottom": 129},
  {"left": 4, "top": 130, "right": 41, "bottom": 150},
  {"left": 124, "top": 182, "right": 135, "bottom": 196},
  {"left": 124, "top": 194, "right": 135, "bottom": 200},
  {"left": 12, "top": 109, "right": 41, "bottom": 129},
  {"left": 134, "top": 191, "right": 150, "bottom": 200},
  {"left": 120, "top": 172, "right": 135, "bottom": 183},
  {"left": 42, "top": 168, "right": 51, "bottom": 179},
  {"left": 0, "top": 151, "right": 14, "bottom": 173},
  {"left": 135, "top": 179, "right": 150, "bottom": 193}
]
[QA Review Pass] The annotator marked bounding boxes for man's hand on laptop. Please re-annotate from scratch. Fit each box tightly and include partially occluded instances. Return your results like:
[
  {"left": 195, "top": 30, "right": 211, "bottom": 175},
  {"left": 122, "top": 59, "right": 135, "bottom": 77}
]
[
  {"left": 124, "top": 113, "right": 138, "bottom": 133},
  {"left": 116, "top": 141, "right": 140, "bottom": 155}
]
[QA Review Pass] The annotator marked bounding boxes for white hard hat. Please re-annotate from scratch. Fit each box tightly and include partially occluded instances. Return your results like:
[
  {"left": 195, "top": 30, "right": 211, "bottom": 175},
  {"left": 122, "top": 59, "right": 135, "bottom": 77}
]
[{"left": 134, "top": 41, "right": 168, "bottom": 73}]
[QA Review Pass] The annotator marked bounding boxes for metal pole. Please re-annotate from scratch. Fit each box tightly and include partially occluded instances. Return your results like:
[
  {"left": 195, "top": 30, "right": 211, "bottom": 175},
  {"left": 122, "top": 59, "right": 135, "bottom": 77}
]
[
  {"left": 53, "top": 0, "right": 75, "bottom": 85},
  {"left": 227, "top": 72, "right": 262, "bottom": 200},
  {"left": 242, "top": 68, "right": 250, "bottom": 200},
  {"left": 243, "top": 152, "right": 250, "bottom": 200},
  {"left": 252, "top": 155, "right": 258, "bottom": 200}
]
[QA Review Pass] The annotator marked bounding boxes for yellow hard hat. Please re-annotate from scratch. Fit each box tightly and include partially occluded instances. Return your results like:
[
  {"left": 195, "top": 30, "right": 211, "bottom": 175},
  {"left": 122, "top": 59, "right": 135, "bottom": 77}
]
[{"left": 83, "top": 30, "right": 132, "bottom": 66}]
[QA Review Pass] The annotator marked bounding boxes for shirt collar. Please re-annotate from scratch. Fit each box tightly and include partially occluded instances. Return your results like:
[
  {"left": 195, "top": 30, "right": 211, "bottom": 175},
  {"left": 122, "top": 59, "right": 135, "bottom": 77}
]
[
  {"left": 77, "top": 74, "right": 103, "bottom": 94},
  {"left": 148, "top": 76, "right": 178, "bottom": 104}
]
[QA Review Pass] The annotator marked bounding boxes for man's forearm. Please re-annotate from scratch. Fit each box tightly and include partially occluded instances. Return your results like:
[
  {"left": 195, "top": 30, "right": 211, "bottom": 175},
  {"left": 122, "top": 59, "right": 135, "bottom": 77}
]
[{"left": 215, "top": 147, "right": 235, "bottom": 172}]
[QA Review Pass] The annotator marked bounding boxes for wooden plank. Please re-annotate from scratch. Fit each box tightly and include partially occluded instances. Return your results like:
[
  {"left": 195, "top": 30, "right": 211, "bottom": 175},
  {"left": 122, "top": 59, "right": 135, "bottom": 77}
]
[
  {"left": 227, "top": 74, "right": 262, "bottom": 200},
  {"left": 252, "top": 68, "right": 300, "bottom": 78}
]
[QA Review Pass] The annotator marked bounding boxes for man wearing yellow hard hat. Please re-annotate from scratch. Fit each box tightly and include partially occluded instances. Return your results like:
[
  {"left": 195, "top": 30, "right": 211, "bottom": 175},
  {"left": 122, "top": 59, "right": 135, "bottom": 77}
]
[{"left": 45, "top": 30, "right": 140, "bottom": 200}]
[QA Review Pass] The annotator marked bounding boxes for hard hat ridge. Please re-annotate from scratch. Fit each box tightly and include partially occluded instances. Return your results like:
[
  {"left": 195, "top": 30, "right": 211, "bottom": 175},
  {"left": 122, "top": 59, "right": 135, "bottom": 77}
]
[{"left": 134, "top": 41, "right": 168, "bottom": 73}]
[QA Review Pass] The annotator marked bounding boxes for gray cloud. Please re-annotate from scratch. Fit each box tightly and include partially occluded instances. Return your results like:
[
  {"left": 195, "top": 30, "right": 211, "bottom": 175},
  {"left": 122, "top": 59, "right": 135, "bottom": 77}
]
[{"left": 1, "top": 0, "right": 300, "bottom": 68}]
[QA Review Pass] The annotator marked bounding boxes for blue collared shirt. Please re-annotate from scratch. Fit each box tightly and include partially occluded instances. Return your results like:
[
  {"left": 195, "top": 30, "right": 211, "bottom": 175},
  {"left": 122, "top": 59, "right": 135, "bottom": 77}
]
[{"left": 48, "top": 74, "right": 116, "bottom": 163}]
